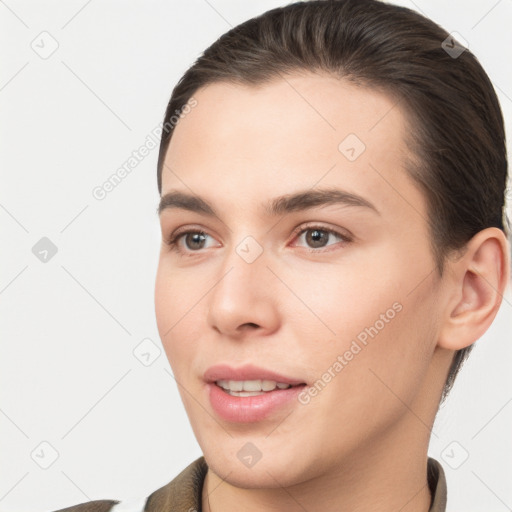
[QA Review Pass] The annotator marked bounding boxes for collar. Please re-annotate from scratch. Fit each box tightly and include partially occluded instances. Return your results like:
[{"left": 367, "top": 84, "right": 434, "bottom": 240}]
[
  {"left": 427, "top": 457, "right": 448, "bottom": 512},
  {"left": 144, "top": 456, "right": 447, "bottom": 512}
]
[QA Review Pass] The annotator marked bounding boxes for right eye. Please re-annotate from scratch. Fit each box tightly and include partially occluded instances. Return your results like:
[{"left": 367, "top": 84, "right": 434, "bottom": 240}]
[{"left": 164, "top": 229, "right": 220, "bottom": 255}]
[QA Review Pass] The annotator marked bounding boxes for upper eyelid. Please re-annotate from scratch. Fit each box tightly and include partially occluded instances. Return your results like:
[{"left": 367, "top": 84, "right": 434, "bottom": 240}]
[
  {"left": 167, "top": 220, "right": 351, "bottom": 237},
  {"left": 169, "top": 227, "right": 218, "bottom": 246},
  {"left": 291, "top": 222, "right": 352, "bottom": 240}
]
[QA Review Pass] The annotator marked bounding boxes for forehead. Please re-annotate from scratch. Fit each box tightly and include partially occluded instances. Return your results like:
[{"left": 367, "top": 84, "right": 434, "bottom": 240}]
[
  {"left": 161, "top": 72, "right": 425, "bottom": 225},
  {"left": 168, "top": 72, "right": 408, "bottom": 151}
]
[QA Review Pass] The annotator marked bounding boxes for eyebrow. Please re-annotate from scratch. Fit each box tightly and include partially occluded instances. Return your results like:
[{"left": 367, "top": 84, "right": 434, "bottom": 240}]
[{"left": 157, "top": 187, "right": 380, "bottom": 217}]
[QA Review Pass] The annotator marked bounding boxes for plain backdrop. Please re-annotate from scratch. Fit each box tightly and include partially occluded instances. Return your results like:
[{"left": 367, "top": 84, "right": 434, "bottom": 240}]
[{"left": 1, "top": 1, "right": 511, "bottom": 511}]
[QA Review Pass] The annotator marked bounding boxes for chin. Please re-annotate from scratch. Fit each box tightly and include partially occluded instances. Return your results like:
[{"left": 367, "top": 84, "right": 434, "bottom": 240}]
[{"left": 200, "top": 441, "right": 315, "bottom": 489}]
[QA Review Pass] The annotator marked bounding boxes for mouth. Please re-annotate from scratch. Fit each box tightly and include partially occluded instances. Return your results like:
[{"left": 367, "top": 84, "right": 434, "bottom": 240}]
[
  {"left": 206, "top": 374, "right": 308, "bottom": 423},
  {"left": 203, "top": 364, "right": 308, "bottom": 422}
]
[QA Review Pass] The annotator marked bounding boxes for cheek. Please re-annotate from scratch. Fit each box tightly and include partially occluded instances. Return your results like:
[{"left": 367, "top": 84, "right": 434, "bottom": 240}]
[
  {"left": 283, "top": 251, "right": 436, "bottom": 399},
  {"left": 154, "top": 263, "right": 173, "bottom": 339},
  {"left": 154, "top": 262, "right": 201, "bottom": 372},
  {"left": 278, "top": 256, "right": 390, "bottom": 346},
  {"left": 155, "top": 259, "right": 207, "bottom": 331},
  {"left": 290, "top": 288, "right": 436, "bottom": 457}
]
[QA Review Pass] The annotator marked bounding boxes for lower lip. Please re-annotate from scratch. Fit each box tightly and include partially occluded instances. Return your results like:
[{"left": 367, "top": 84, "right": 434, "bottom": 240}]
[{"left": 207, "top": 383, "right": 307, "bottom": 423}]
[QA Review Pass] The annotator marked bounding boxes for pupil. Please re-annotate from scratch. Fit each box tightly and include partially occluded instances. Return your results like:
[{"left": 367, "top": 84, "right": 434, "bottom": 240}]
[
  {"left": 186, "top": 232, "right": 205, "bottom": 250},
  {"left": 307, "top": 229, "right": 327, "bottom": 248}
]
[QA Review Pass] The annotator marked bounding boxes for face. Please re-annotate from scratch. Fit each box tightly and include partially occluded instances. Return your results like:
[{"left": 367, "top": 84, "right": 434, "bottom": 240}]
[{"left": 155, "top": 73, "right": 447, "bottom": 487}]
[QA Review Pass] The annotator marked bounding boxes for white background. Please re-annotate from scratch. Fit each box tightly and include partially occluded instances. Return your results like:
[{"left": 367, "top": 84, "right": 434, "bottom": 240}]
[{"left": 1, "top": 1, "right": 511, "bottom": 511}]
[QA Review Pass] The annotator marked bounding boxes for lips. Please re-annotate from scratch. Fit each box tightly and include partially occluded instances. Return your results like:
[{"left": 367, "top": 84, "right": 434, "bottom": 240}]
[{"left": 203, "top": 363, "right": 306, "bottom": 386}]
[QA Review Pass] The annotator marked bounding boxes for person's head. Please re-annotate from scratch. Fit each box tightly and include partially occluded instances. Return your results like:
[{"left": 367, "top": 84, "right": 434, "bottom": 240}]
[{"left": 154, "top": 0, "right": 510, "bottom": 486}]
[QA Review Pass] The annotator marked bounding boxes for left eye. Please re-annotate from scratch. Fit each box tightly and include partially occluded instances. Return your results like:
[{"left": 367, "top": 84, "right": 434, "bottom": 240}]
[{"left": 293, "top": 227, "right": 350, "bottom": 249}]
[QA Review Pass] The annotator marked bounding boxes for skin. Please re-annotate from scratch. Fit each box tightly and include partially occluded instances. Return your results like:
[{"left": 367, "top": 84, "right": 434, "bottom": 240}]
[{"left": 154, "top": 72, "right": 510, "bottom": 512}]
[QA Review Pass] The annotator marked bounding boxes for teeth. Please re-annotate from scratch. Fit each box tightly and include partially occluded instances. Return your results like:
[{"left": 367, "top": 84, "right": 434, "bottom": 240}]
[
  {"left": 262, "top": 380, "right": 277, "bottom": 391},
  {"left": 215, "top": 379, "right": 293, "bottom": 392},
  {"left": 226, "top": 390, "right": 266, "bottom": 397}
]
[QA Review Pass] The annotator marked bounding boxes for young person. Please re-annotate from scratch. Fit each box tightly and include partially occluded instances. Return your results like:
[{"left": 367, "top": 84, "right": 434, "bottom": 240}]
[{"left": 54, "top": 0, "right": 510, "bottom": 511}]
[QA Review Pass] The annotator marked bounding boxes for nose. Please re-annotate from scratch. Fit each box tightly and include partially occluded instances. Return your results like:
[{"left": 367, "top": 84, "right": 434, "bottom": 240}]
[{"left": 206, "top": 243, "right": 280, "bottom": 339}]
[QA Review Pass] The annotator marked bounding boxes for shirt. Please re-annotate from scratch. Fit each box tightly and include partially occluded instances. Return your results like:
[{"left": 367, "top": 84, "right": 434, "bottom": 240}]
[{"left": 53, "top": 456, "right": 447, "bottom": 512}]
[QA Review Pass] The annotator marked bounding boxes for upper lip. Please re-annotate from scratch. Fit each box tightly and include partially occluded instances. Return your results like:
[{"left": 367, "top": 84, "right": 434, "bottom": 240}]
[{"left": 204, "top": 364, "right": 306, "bottom": 386}]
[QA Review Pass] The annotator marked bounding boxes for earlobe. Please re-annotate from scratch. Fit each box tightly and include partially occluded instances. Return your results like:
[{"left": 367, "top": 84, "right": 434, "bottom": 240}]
[{"left": 437, "top": 227, "right": 510, "bottom": 351}]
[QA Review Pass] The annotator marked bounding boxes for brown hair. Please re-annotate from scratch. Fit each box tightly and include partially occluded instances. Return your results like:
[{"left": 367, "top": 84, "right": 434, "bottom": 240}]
[{"left": 156, "top": 0, "right": 509, "bottom": 400}]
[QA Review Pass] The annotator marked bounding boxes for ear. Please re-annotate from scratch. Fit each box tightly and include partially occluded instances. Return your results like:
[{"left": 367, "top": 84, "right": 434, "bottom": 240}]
[{"left": 437, "top": 227, "right": 511, "bottom": 350}]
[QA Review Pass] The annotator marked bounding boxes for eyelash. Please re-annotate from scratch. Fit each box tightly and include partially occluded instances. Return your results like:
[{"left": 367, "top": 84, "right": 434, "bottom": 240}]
[{"left": 164, "top": 223, "right": 352, "bottom": 257}]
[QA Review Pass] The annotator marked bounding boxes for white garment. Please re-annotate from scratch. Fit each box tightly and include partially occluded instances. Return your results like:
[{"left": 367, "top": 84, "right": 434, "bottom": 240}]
[{"left": 109, "top": 496, "right": 148, "bottom": 512}]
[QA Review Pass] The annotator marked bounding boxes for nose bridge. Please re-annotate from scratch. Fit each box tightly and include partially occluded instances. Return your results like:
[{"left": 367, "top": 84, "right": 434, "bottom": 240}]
[
  {"left": 207, "top": 233, "right": 278, "bottom": 334},
  {"left": 212, "top": 233, "right": 268, "bottom": 305}
]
